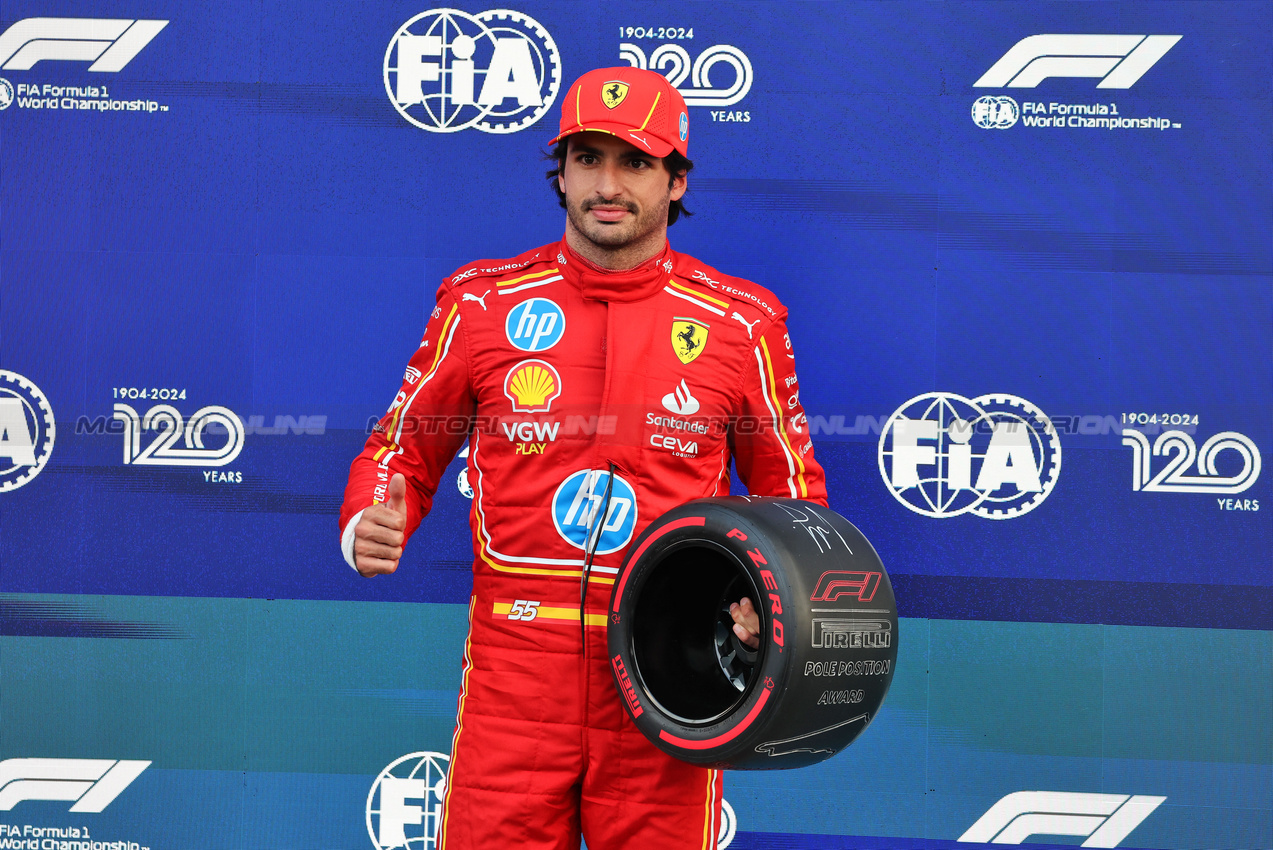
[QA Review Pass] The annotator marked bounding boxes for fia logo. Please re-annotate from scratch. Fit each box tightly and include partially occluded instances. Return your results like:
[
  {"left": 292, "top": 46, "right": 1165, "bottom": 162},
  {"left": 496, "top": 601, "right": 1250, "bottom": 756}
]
[
  {"left": 384, "top": 9, "right": 561, "bottom": 133},
  {"left": 620, "top": 43, "right": 752, "bottom": 107},
  {"left": 0, "top": 18, "right": 168, "bottom": 72},
  {"left": 878, "top": 392, "right": 1061, "bottom": 519},
  {"left": 972, "top": 95, "right": 1019, "bottom": 129},
  {"left": 113, "top": 403, "right": 244, "bottom": 467},
  {"left": 366, "top": 751, "right": 449, "bottom": 850},
  {"left": 0, "top": 370, "right": 55, "bottom": 493},
  {"left": 1122, "top": 429, "right": 1261, "bottom": 494},
  {"left": 975, "top": 35, "right": 1180, "bottom": 89}
]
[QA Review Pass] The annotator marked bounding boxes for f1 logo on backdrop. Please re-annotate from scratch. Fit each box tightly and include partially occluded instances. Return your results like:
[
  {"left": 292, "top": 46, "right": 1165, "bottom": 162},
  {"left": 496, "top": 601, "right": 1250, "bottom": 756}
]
[
  {"left": 960, "top": 791, "right": 1165, "bottom": 847},
  {"left": 878, "top": 392, "right": 1061, "bottom": 519},
  {"left": 0, "top": 758, "right": 150, "bottom": 812},
  {"left": 975, "top": 35, "right": 1181, "bottom": 89},
  {"left": 384, "top": 8, "right": 561, "bottom": 133},
  {"left": 0, "top": 18, "right": 168, "bottom": 72}
]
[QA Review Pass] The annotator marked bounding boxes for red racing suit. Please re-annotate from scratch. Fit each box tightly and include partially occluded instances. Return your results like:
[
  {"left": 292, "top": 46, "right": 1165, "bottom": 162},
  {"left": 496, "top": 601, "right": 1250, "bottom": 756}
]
[{"left": 340, "top": 239, "right": 827, "bottom": 850}]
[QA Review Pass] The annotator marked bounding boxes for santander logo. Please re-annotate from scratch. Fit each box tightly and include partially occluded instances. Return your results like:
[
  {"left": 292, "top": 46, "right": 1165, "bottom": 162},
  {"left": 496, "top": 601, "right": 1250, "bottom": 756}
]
[{"left": 661, "top": 380, "right": 700, "bottom": 416}]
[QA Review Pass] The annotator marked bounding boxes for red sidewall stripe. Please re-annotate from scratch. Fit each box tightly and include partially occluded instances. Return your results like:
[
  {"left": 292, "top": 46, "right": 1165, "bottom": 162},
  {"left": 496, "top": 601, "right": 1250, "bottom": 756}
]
[
  {"left": 658, "top": 685, "right": 772, "bottom": 750},
  {"left": 611, "top": 515, "right": 706, "bottom": 612}
]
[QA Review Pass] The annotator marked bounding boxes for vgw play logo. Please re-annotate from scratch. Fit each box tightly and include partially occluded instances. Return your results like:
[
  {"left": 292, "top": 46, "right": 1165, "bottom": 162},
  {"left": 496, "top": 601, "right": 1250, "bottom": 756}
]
[
  {"left": 384, "top": 8, "right": 561, "bottom": 133},
  {"left": 878, "top": 392, "right": 1061, "bottom": 519}
]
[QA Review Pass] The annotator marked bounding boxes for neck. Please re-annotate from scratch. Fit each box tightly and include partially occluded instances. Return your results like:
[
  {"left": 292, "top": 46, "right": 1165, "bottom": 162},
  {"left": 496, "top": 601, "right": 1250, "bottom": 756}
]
[{"left": 563, "top": 219, "right": 670, "bottom": 270}]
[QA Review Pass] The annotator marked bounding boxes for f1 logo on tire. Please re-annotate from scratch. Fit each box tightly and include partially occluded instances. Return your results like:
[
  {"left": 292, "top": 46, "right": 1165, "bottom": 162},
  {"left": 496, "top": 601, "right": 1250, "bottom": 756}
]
[{"left": 810, "top": 571, "right": 880, "bottom": 603}]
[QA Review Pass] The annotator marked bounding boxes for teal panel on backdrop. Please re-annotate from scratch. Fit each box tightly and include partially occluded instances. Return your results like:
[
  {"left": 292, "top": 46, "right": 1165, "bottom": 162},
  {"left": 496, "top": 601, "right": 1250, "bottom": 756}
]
[{"left": 2, "top": 596, "right": 1269, "bottom": 848}]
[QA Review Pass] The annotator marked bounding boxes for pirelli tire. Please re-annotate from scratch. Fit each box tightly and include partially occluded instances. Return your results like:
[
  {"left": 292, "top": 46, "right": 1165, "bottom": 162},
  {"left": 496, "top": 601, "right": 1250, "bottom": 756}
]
[{"left": 607, "top": 497, "right": 898, "bottom": 770}]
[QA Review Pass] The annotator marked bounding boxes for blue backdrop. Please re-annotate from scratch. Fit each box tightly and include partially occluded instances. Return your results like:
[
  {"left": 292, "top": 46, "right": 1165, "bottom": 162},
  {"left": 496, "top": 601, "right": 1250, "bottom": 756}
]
[{"left": 1, "top": 2, "right": 1269, "bottom": 848}]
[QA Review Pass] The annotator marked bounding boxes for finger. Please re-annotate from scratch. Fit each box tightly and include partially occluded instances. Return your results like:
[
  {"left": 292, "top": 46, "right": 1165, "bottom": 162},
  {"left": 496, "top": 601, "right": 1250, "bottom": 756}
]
[
  {"left": 360, "top": 523, "right": 405, "bottom": 547},
  {"left": 355, "top": 540, "right": 403, "bottom": 561},
  {"left": 388, "top": 473, "right": 407, "bottom": 517},
  {"left": 733, "top": 621, "right": 760, "bottom": 650},
  {"left": 361, "top": 506, "right": 405, "bottom": 531},
  {"left": 737, "top": 597, "right": 760, "bottom": 634},
  {"left": 356, "top": 557, "right": 399, "bottom": 577}
]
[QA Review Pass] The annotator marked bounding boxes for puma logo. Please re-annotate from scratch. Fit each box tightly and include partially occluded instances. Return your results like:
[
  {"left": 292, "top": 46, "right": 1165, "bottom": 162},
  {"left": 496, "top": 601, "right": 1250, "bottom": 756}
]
[
  {"left": 462, "top": 289, "right": 491, "bottom": 311},
  {"left": 731, "top": 311, "right": 760, "bottom": 339}
]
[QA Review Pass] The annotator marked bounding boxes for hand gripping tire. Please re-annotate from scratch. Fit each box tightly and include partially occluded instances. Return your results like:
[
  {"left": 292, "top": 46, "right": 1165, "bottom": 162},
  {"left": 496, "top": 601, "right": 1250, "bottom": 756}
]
[{"left": 607, "top": 497, "right": 898, "bottom": 770}]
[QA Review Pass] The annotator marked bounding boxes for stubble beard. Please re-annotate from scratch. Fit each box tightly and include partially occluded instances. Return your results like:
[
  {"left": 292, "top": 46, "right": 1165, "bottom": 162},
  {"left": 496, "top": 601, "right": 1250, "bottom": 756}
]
[{"left": 566, "top": 193, "right": 670, "bottom": 252}]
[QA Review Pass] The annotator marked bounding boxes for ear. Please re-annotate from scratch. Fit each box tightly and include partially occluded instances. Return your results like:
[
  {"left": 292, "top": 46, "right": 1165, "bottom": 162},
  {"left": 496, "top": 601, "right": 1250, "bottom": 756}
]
[
  {"left": 669, "top": 169, "right": 687, "bottom": 203},
  {"left": 558, "top": 162, "right": 567, "bottom": 195}
]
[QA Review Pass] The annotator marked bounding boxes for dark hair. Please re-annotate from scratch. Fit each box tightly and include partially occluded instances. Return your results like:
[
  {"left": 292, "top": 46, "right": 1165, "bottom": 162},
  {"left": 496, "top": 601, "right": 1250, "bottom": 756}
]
[{"left": 546, "top": 139, "right": 694, "bottom": 225}]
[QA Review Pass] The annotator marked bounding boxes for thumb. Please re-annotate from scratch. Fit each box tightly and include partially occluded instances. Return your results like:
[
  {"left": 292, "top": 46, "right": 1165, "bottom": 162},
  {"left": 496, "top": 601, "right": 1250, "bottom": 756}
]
[{"left": 388, "top": 473, "right": 407, "bottom": 517}]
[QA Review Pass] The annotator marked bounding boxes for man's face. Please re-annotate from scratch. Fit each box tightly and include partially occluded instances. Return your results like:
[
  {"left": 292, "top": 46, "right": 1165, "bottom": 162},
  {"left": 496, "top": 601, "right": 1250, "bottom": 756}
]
[{"left": 559, "top": 132, "right": 687, "bottom": 250}]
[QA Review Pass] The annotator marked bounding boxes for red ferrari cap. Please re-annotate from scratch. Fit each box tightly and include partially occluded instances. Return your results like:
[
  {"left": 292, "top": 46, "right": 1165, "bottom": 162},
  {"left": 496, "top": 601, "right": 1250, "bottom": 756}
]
[{"left": 549, "top": 66, "right": 689, "bottom": 158}]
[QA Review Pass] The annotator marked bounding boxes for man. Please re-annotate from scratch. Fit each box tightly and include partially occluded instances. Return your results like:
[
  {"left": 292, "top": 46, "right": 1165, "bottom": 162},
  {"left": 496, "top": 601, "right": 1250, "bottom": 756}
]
[{"left": 340, "top": 66, "right": 826, "bottom": 849}]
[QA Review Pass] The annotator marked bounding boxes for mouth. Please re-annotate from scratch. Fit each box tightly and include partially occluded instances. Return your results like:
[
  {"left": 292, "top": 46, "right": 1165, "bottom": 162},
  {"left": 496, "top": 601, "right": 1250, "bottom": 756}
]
[{"left": 584, "top": 201, "right": 635, "bottom": 223}]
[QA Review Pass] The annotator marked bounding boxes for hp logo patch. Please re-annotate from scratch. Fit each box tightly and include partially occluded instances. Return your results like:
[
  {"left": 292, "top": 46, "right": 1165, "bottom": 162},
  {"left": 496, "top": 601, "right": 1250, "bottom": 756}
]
[
  {"left": 384, "top": 8, "right": 561, "bottom": 134},
  {"left": 366, "top": 751, "right": 450, "bottom": 850},
  {"left": 972, "top": 96, "right": 1019, "bottom": 129},
  {"left": 0, "top": 370, "right": 55, "bottom": 493},
  {"left": 506, "top": 298, "right": 565, "bottom": 352},
  {"left": 878, "top": 392, "right": 1061, "bottom": 519},
  {"left": 552, "top": 469, "right": 637, "bottom": 555}
]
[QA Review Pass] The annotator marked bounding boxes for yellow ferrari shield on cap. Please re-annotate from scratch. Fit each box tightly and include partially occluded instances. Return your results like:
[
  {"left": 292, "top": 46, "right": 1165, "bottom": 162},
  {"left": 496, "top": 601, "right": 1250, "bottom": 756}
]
[{"left": 601, "top": 81, "right": 629, "bottom": 109}]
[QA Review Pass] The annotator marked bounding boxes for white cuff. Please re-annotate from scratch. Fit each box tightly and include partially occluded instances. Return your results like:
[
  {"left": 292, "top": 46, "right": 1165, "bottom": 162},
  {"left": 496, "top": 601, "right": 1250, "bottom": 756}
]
[{"left": 341, "top": 509, "right": 366, "bottom": 571}]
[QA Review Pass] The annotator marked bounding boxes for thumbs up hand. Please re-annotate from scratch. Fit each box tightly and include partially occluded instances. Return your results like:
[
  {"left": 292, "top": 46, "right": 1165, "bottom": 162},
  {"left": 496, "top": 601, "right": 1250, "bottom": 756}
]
[
  {"left": 353, "top": 473, "right": 409, "bottom": 577},
  {"left": 387, "top": 473, "right": 407, "bottom": 519}
]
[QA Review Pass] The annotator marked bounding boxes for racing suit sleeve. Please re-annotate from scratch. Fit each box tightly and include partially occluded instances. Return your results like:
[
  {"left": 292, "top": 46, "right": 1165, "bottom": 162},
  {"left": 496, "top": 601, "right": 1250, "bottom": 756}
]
[
  {"left": 730, "top": 314, "right": 828, "bottom": 507},
  {"left": 339, "top": 286, "right": 475, "bottom": 567}
]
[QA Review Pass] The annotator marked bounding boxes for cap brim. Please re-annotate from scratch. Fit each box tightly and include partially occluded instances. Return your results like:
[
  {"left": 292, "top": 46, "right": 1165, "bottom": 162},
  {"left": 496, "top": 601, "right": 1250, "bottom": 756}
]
[{"left": 548, "top": 123, "right": 676, "bottom": 158}]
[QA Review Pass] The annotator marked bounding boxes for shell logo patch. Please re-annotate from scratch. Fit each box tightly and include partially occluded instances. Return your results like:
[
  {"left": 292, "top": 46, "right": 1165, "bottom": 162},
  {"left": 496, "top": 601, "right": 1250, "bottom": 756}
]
[
  {"left": 671, "top": 318, "right": 710, "bottom": 365},
  {"left": 601, "top": 80, "right": 629, "bottom": 109},
  {"left": 505, "top": 360, "right": 562, "bottom": 412}
]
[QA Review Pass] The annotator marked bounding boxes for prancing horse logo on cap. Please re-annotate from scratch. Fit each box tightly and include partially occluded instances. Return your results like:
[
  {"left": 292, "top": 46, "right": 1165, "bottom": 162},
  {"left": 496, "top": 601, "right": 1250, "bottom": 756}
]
[{"left": 602, "top": 81, "right": 629, "bottom": 109}]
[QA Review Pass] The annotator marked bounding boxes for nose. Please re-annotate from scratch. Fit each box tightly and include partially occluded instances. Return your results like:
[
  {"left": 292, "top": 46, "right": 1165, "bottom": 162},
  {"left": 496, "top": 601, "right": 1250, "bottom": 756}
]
[{"left": 595, "top": 159, "right": 624, "bottom": 199}]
